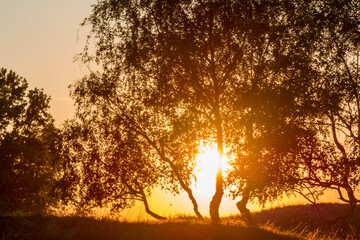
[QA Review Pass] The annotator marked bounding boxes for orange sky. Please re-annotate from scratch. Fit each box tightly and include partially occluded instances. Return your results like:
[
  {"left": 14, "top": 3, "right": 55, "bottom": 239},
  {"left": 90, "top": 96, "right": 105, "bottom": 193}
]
[
  {"left": 0, "top": 0, "right": 344, "bottom": 219},
  {"left": 0, "top": 0, "right": 96, "bottom": 124}
]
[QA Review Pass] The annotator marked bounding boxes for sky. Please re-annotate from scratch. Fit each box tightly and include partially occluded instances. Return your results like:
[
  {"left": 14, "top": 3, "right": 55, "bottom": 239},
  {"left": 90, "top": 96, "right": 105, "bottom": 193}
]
[
  {"left": 0, "top": 0, "right": 96, "bottom": 125},
  {"left": 0, "top": 0, "right": 343, "bottom": 219}
]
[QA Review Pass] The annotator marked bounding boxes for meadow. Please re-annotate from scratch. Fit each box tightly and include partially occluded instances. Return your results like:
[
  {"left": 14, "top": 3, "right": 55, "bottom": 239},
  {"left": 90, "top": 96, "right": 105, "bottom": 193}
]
[{"left": 1, "top": 204, "right": 359, "bottom": 240}]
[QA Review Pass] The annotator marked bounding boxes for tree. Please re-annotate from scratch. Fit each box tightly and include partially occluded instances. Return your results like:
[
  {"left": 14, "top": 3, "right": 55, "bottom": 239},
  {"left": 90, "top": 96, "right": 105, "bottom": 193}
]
[
  {"left": 220, "top": 0, "right": 323, "bottom": 224},
  {"left": 60, "top": 71, "right": 204, "bottom": 219},
  {"left": 287, "top": 0, "right": 360, "bottom": 223},
  {"left": 79, "top": 0, "right": 264, "bottom": 223},
  {"left": 60, "top": 119, "right": 167, "bottom": 220},
  {"left": 80, "top": 0, "right": 359, "bottom": 224},
  {"left": 0, "top": 68, "right": 60, "bottom": 214},
  {"left": 226, "top": 0, "right": 360, "bottom": 225},
  {"left": 80, "top": 0, "right": 327, "bottom": 223}
]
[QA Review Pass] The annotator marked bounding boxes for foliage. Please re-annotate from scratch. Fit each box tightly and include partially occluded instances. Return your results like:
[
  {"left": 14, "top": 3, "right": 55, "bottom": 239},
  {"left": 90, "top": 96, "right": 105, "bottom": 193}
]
[
  {"left": 222, "top": 0, "right": 360, "bottom": 224},
  {"left": 75, "top": 0, "right": 360, "bottom": 223},
  {"left": 60, "top": 69, "right": 204, "bottom": 219},
  {"left": 79, "top": 0, "right": 318, "bottom": 223},
  {"left": 0, "top": 68, "right": 60, "bottom": 215},
  {"left": 223, "top": 0, "right": 319, "bottom": 207},
  {"left": 286, "top": 0, "right": 360, "bottom": 221}
]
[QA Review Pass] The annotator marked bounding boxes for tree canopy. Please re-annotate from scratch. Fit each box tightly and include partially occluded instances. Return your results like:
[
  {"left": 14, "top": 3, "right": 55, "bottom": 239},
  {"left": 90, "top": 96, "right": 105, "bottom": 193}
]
[
  {"left": 0, "top": 68, "right": 60, "bottom": 214},
  {"left": 65, "top": 0, "right": 360, "bottom": 223},
  {"left": 78, "top": 0, "right": 317, "bottom": 222},
  {"left": 60, "top": 68, "right": 206, "bottom": 219},
  {"left": 285, "top": 0, "right": 360, "bottom": 222}
]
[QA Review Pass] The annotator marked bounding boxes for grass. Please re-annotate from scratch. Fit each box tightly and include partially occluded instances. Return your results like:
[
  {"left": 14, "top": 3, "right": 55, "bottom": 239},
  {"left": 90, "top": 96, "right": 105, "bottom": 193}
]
[
  {"left": 0, "top": 215, "right": 298, "bottom": 240},
  {"left": 251, "top": 203, "right": 360, "bottom": 240},
  {"left": 1, "top": 204, "right": 359, "bottom": 240}
]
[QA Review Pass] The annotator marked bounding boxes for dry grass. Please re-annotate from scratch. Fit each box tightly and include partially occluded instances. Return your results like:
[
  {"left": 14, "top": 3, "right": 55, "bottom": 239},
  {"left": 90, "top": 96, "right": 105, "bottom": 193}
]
[
  {"left": 0, "top": 215, "right": 299, "bottom": 240},
  {"left": 1, "top": 204, "right": 359, "bottom": 240},
  {"left": 251, "top": 203, "right": 360, "bottom": 240}
]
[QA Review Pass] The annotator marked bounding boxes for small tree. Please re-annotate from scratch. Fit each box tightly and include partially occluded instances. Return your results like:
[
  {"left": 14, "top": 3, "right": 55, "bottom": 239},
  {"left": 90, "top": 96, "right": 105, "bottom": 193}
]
[
  {"left": 217, "top": 0, "right": 321, "bottom": 224},
  {"left": 60, "top": 120, "right": 168, "bottom": 219},
  {"left": 289, "top": 0, "right": 360, "bottom": 222},
  {"left": 60, "top": 72, "right": 204, "bottom": 219},
  {"left": 0, "top": 68, "right": 60, "bottom": 215}
]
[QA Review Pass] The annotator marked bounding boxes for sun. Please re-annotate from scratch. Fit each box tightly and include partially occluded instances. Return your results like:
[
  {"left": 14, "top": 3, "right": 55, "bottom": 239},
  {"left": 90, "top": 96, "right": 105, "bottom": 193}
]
[{"left": 191, "top": 146, "right": 230, "bottom": 199}]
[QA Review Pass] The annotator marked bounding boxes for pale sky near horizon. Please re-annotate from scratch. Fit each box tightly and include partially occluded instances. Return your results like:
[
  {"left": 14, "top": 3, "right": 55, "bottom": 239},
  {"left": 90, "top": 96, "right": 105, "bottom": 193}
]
[
  {"left": 0, "top": 0, "right": 96, "bottom": 125},
  {"left": 0, "top": 0, "right": 344, "bottom": 219}
]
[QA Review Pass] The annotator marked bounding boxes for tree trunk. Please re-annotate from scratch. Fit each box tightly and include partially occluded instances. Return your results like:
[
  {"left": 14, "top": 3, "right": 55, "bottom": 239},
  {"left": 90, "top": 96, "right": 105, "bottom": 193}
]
[
  {"left": 139, "top": 132, "right": 204, "bottom": 220},
  {"left": 163, "top": 158, "right": 204, "bottom": 220},
  {"left": 184, "top": 186, "right": 204, "bottom": 220},
  {"left": 127, "top": 179, "right": 166, "bottom": 220},
  {"left": 235, "top": 119, "right": 254, "bottom": 226},
  {"left": 345, "top": 202, "right": 357, "bottom": 221},
  {"left": 344, "top": 187, "right": 357, "bottom": 222},
  {"left": 209, "top": 170, "right": 224, "bottom": 223},
  {"left": 209, "top": 111, "right": 224, "bottom": 223},
  {"left": 142, "top": 190, "right": 166, "bottom": 220},
  {"left": 236, "top": 187, "right": 253, "bottom": 226}
]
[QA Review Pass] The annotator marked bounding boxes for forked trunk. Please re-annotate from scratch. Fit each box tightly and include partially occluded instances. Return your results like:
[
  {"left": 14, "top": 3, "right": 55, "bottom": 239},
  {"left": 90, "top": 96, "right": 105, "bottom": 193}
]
[
  {"left": 236, "top": 187, "right": 253, "bottom": 226},
  {"left": 236, "top": 120, "right": 254, "bottom": 226}
]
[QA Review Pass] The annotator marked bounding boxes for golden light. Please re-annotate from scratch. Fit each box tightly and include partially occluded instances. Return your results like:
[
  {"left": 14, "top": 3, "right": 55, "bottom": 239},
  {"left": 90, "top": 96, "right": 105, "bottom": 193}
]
[{"left": 191, "top": 146, "right": 230, "bottom": 199}]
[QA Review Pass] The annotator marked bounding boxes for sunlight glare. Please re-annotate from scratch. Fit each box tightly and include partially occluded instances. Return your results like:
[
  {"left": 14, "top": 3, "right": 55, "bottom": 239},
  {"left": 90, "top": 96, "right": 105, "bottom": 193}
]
[{"left": 191, "top": 147, "right": 230, "bottom": 199}]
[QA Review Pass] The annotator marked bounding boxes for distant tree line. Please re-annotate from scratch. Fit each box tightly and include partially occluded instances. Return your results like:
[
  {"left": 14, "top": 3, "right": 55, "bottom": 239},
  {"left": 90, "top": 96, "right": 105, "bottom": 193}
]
[{"left": 1, "top": 0, "right": 359, "bottom": 225}]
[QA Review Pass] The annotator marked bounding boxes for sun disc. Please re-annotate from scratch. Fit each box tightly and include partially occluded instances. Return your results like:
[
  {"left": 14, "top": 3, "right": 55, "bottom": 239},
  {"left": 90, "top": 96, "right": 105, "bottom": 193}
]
[{"left": 191, "top": 146, "right": 229, "bottom": 199}]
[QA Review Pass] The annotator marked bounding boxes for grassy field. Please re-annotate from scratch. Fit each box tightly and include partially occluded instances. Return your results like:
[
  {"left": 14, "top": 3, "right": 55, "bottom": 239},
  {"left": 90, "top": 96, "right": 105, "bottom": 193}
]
[
  {"left": 251, "top": 203, "right": 360, "bottom": 240},
  {"left": 1, "top": 204, "right": 359, "bottom": 240}
]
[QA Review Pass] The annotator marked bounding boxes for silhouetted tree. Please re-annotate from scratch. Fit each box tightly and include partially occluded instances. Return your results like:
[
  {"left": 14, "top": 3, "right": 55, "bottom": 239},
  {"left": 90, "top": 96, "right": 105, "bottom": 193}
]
[
  {"left": 287, "top": 0, "right": 360, "bottom": 223},
  {"left": 227, "top": 0, "right": 360, "bottom": 225},
  {"left": 221, "top": 0, "right": 323, "bottom": 225},
  {"left": 0, "top": 68, "right": 60, "bottom": 214},
  {"left": 80, "top": 0, "right": 313, "bottom": 223},
  {"left": 60, "top": 120, "right": 167, "bottom": 219},
  {"left": 60, "top": 71, "right": 204, "bottom": 219},
  {"left": 79, "top": 0, "right": 359, "bottom": 224},
  {"left": 81, "top": 0, "right": 294, "bottom": 223}
]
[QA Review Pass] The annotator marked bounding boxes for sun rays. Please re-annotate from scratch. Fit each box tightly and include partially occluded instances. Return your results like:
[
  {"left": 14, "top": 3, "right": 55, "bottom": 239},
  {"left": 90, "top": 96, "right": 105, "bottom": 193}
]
[{"left": 192, "top": 146, "right": 230, "bottom": 199}]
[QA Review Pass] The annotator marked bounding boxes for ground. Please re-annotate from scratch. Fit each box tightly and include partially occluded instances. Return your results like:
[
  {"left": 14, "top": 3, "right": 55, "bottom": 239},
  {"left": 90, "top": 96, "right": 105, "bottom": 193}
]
[{"left": 1, "top": 204, "right": 359, "bottom": 240}]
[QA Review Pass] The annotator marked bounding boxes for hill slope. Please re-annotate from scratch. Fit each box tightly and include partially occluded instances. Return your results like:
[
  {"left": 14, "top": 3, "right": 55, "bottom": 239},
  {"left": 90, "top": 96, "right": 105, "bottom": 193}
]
[
  {"left": 251, "top": 203, "right": 360, "bottom": 240},
  {"left": 0, "top": 215, "right": 299, "bottom": 240},
  {"left": 2, "top": 204, "right": 359, "bottom": 240}
]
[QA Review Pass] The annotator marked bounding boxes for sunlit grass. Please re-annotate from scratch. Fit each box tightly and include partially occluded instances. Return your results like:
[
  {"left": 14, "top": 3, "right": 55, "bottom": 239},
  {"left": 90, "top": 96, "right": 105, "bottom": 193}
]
[
  {"left": 2, "top": 204, "right": 359, "bottom": 239},
  {"left": 0, "top": 215, "right": 299, "bottom": 240}
]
